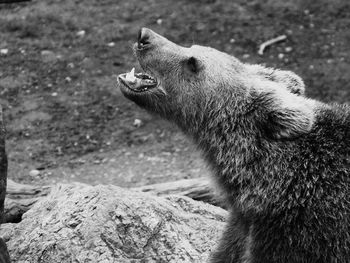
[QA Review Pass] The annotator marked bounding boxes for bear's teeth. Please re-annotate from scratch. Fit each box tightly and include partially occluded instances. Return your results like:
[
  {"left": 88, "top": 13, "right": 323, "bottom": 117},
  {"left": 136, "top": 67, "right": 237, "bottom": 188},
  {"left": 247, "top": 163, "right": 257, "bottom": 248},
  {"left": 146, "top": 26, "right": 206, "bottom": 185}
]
[{"left": 125, "top": 68, "right": 136, "bottom": 82}]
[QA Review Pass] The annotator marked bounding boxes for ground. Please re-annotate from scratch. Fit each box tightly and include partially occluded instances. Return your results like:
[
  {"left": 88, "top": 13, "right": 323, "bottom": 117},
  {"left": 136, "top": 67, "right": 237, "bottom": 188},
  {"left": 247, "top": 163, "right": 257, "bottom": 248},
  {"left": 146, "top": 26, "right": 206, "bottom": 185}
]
[{"left": 0, "top": 0, "right": 349, "bottom": 187}]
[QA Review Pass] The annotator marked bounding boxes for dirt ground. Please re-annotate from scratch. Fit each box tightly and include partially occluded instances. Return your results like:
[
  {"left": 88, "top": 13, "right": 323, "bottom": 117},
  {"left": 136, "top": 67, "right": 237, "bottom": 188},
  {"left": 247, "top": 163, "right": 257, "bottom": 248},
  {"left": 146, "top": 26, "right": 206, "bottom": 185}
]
[{"left": 0, "top": 0, "right": 349, "bottom": 187}]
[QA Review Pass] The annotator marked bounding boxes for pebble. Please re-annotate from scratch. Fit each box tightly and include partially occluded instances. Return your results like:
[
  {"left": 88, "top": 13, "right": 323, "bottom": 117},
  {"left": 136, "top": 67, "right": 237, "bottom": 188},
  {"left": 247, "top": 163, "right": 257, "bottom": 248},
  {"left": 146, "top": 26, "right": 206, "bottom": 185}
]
[
  {"left": 29, "top": 169, "right": 40, "bottom": 177},
  {"left": 0, "top": 49, "right": 8, "bottom": 55},
  {"left": 76, "top": 30, "right": 86, "bottom": 37},
  {"left": 285, "top": 47, "right": 293, "bottom": 53},
  {"left": 107, "top": 42, "right": 115, "bottom": 47},
  {"left": 278, "top": 53, "right": 285, "bottom": 60},
  {"left": 133, "top": 119, "right": 143, "bottom": 128},
  {"left": 156, "top": 19, "right": 163, "bottom": 25}
]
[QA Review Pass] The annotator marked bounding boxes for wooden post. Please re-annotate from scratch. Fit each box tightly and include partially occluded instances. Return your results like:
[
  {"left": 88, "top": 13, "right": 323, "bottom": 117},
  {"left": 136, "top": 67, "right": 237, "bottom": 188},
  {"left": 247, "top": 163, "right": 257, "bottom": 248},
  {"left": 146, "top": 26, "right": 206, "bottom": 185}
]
[{"left": 0, "top": 105, "right": 10, "bottom": 263}]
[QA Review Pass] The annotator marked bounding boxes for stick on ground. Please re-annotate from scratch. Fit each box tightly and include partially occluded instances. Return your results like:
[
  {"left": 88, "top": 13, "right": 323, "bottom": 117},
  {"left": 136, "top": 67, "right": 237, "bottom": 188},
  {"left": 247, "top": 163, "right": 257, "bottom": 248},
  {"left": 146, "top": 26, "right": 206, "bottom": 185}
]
[{"left": 258, "top": 35, "right": 287, "bottom": 55}]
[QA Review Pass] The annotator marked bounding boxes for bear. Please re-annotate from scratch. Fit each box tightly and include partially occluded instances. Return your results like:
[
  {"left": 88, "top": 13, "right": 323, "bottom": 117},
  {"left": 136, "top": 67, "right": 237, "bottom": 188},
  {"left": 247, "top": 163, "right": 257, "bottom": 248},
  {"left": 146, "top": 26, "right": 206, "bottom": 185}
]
[{"left": 118, "top": 28, "right": 349, "bottom": 263}]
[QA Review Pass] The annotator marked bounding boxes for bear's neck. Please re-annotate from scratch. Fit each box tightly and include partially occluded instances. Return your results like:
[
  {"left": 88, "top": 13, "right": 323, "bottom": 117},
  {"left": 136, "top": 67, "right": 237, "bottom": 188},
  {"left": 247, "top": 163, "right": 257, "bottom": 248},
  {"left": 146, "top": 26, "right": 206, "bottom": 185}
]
[{"left": 177, "top": 93, "right": 269, "bottom": 200}]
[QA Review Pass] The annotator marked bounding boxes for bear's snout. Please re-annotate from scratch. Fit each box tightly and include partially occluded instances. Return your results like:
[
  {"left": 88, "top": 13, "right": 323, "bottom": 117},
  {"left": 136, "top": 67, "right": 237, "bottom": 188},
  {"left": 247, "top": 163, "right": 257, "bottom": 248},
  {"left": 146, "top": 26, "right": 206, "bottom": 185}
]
[
  {"left": 135, "top": 28, "right": 178, "bottom": 54},
  {"left": 137, "top": 28, "right": 151, "bottom": 49},
  {"left": 136, "top": 28, "right": 162, "bottom": 51}
]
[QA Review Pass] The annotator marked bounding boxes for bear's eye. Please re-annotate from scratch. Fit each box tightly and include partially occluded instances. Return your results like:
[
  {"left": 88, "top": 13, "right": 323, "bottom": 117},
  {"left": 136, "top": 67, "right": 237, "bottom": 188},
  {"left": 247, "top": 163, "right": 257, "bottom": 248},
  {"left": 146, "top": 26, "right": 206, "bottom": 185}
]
[{"left": 186, "top": 57, "right": 200, "bottom": 74}]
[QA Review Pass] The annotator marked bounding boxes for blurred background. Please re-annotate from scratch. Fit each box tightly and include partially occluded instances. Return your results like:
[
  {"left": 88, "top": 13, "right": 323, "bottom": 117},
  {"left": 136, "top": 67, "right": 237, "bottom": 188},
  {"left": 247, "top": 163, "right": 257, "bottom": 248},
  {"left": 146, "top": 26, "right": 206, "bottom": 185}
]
[{"left": 0, "top": 0, "right": 349, "bottom": 187}]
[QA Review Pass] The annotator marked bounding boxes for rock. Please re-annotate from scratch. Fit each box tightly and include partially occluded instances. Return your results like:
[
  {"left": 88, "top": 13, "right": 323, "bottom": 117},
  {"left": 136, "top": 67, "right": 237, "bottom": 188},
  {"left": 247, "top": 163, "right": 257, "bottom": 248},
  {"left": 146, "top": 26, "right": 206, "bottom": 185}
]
[
  {"left": 133, "top": 118, "right": 143, "bottom": 128},
  {"left": 76, "top": 30, "right": 86, "bottom": 37},
  {"left": 1, "top": 183, "right": 227, "bottom": 263},
  {"left": 0, "top": 49, "right": 8, "bottom": 56},
  {"left": 41, "top": 50, "right": 58, "bottom": 63},
  {"left": 285, "top": 46, "right": 293, "bottom": 53},
  {"left": 28, "top": 169, "right": 40, "bottom": 177}
]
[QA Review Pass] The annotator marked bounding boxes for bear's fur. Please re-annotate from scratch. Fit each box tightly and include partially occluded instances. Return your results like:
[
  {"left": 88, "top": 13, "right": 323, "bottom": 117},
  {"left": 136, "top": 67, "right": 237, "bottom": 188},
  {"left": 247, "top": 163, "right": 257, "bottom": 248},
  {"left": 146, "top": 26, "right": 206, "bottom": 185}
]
[{"left": 119, "top": 28, "right": 350, "bottom": 263}]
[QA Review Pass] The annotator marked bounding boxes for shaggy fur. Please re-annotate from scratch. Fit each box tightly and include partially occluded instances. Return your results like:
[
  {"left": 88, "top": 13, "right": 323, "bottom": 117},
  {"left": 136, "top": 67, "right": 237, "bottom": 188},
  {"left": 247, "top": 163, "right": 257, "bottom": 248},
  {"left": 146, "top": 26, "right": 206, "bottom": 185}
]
[{"left": 119, "top": 28, "right": 350, "bottom": 263}]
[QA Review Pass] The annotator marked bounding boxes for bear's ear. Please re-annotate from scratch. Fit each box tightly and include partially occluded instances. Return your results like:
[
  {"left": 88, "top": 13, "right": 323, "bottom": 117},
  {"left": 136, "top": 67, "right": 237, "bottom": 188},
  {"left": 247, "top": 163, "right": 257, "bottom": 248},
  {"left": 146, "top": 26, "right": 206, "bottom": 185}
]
[
  {"left": 272, "top": 69, "right": 305, "bottom": 96},
  {"left": 260, "top": 91, "right": 315, "bottom": 139},
  {"left": 249, "top": 65, "right": 305, "bottom": 96}
]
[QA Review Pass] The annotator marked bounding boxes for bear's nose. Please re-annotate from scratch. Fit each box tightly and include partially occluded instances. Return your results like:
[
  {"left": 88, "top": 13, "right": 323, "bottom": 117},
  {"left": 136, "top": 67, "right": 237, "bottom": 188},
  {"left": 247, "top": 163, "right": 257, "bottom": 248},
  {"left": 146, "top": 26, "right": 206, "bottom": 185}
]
[{"left": 138, "top": 28, "right": 152, "bottom": 49}]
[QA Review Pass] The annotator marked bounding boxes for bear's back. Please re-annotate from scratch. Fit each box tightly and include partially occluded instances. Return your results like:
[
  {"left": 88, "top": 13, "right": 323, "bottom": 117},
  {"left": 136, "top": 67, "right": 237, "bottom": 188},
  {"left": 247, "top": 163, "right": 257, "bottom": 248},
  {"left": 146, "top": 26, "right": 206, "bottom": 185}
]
[{"left": 262, "top": 103, "right": 350, "bottom": 262}]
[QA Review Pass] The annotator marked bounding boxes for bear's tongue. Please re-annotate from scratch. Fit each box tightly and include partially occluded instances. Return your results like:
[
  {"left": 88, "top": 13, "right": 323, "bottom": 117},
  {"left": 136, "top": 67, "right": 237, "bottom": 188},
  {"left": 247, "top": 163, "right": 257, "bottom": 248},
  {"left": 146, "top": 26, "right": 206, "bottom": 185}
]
[{"left": 118, "top": 68, "right": 157, "bottom": 92}]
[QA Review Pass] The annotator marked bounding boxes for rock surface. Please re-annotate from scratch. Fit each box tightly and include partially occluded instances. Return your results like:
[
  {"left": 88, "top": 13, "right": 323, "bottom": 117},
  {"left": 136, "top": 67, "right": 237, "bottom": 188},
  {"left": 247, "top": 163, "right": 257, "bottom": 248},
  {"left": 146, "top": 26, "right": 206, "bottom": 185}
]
[{"left": 1, "top": 183, "right": 227, "bottom": 263}]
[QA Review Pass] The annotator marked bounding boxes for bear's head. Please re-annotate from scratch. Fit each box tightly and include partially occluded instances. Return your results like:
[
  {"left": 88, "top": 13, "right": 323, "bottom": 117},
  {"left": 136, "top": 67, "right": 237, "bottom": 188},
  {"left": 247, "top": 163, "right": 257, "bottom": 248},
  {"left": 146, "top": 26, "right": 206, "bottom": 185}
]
[{"left": 119, "top": 28, "right": 315, "bottom": 140}]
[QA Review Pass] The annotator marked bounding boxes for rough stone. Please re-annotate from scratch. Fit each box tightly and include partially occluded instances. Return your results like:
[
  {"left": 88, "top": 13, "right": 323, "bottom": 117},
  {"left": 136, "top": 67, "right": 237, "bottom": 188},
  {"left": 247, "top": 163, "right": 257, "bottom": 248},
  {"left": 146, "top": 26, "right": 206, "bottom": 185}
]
[{"left": 1, "top": 183, "right": 227, "bottom": 263}]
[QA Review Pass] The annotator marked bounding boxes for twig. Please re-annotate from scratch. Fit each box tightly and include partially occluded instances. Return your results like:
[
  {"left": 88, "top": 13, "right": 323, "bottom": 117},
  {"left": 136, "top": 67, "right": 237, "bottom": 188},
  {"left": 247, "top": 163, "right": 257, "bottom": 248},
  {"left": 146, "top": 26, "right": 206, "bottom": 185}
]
[{"left": 258, "top": 35, "right": 287, "bottom": 55}]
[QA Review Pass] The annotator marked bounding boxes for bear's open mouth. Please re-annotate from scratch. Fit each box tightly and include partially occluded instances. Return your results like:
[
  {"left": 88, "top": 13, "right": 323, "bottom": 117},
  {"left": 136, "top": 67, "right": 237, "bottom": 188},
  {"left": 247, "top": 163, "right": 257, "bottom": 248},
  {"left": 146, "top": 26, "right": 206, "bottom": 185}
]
[{"left": 118, "top": 68, "right": 157, "bottom": 93}]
